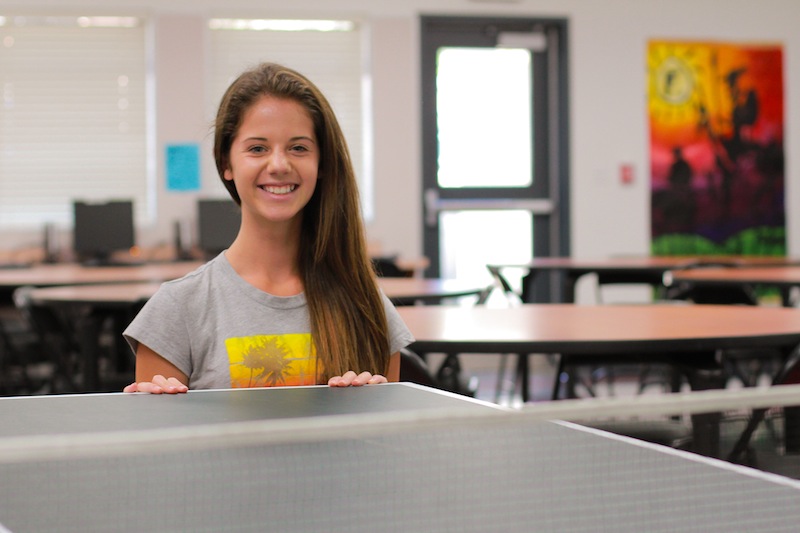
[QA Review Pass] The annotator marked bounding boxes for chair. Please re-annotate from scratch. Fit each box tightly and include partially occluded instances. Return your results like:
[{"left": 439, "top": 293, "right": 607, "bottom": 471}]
[
  {"left": 486, "top": 268, "right": 694, "bottom": 450},
  {"left": 399, "top": 348, "right": 478, "bottom": 397},
  {"left": 389, "top": 266, "right": 489, "bottom": 398},
  {"left": 664, "top": 278, "right": 759, "bottom": 306},
  {"left": 0, "top": 306, "right": 43, "bottom": 395},
  {"left": 13, "top": 286, "right": 81, "bottom": 393},
  {"left": 727, "top": 345, "right": 800, "bottom": 466},
  {"left": 665, "top": 266, "right": 781, "bottom": 390},
  {"left": 372, "top": 256, "right": 413, "bottom": 278},
  {"left": 488, "top": 264, "right": 683, "bottom": 403},
  {"left": 581, "top": 271, "right": 697, "bottom": 398},
  {"left": 570, "top": 265, "right": 696, "bottom": 449},
  {"left": 487, "top": 265, "right": 536, "bottom": 402}
]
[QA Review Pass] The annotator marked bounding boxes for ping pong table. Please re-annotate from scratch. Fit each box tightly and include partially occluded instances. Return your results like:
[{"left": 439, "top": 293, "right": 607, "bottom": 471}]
[{"left": 1, "top": 383, "right": 800, "bottom": 532}]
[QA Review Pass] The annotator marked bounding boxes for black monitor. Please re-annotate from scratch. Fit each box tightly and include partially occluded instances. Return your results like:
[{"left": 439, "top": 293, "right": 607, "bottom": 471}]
[
  {"left": 197, "top": 199, "right": 240, "bottom": 258},
  {"left": 72, "top": 200, "right": 136, "bottom": 265}
]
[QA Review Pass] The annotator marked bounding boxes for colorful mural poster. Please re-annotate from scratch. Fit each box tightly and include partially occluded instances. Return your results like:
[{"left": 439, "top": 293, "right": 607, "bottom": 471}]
[{"left": 648, "top": 40, "right": 785, "bottom": 256}]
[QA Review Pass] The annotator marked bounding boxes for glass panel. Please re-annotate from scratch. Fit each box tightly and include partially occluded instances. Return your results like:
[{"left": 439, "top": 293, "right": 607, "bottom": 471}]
[
  {"left": 436, "top": 47, "right": 532, "bottom": 188},
  {"left": 440, "top": 210, "right": 532, "bottom": 294}
]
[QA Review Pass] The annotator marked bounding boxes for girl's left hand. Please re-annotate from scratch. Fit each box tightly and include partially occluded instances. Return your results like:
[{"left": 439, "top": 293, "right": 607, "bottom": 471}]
[{"left": 328, "top": 371, "right": 387, "bottom": 387}]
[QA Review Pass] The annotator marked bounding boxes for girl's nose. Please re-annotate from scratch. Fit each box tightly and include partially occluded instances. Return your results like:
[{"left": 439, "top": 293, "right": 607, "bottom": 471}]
[{"left": 268, "top": 150, "right": 291, "bottom": 174}]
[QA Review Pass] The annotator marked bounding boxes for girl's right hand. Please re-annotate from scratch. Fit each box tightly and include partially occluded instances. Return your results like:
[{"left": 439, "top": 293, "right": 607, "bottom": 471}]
[
  {"left": 327, "top": 370, "right": 388, "bottom": 387},
  {"left": 123, "top": 374, "right": 188, "bottom": 394}
]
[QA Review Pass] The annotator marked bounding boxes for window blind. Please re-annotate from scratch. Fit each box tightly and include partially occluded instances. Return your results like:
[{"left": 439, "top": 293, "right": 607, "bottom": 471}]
[
  {"left": 0, "top": 16, "right": 148, "bottom": 228},
  {"left": 207, "top": 20, "right": 372, "bottom": 219}
]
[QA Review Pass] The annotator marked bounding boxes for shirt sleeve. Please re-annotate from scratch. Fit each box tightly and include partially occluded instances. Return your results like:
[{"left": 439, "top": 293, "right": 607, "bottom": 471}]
[
  {"left": 381, "top": 293, "right": 415, "bottom": 354},
  {"left": 122, "top": 281, "right": 193, "bottom": 377}
]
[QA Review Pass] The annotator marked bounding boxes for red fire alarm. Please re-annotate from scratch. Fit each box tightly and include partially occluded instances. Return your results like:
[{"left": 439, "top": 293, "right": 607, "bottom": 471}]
[{"left": 620, "top": 164, "right": 634, "bottom": 185}]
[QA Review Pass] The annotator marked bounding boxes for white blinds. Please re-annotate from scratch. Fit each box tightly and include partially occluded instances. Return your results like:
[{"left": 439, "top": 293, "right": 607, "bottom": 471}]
[
  {"left": 0, "top": 16, "right": 147, "bottom": 228},
  {"left": 207, "top": 20, "right": 371, "bottom": 219}
]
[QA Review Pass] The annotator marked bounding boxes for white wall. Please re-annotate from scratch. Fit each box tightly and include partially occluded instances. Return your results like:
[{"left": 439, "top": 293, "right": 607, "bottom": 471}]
[{"left": 4, "top": 0, "right": 800, "bottom": 267}]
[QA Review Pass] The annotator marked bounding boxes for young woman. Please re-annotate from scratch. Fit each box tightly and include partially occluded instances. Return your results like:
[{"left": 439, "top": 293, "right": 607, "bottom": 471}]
[{"left": 123, "top": 63, "right": 414, "bottom": 394}]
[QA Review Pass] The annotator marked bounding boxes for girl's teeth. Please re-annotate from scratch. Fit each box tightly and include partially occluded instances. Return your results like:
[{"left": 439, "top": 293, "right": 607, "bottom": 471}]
[{"left": 262, "top": 185, "right": 296, "bottom": 194}]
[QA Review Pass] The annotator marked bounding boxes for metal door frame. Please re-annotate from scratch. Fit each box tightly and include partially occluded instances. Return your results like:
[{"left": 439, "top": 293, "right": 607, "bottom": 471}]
[{"left": 420, "top": 15, "right": 570, "bottom": 301}]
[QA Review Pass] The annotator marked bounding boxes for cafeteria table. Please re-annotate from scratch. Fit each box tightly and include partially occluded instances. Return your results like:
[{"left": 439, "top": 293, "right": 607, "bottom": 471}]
[
  {"left": 397, "top": 303, "right": 800, "bottom": 457},
  {"left": 21, "top": 277, "right": 488, "bottom": 392},
  {"left": 488, "top": 255, "right": 800, "bottom": 303},
  {"left": 667, "top": 265, "right": 800, "bottom": 307}
]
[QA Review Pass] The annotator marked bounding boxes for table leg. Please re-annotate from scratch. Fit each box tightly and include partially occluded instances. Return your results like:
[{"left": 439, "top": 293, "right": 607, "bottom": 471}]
[
  {"left": 76, "top": 311, "right": 103, "bottom": 392},
  {"left": 517, "top": 353, "right": 530, "bottom": 402},
  {"left": 519, "top": 270, "right": 538, "bottom": 303},
  {"left": 562, "top": 272, "right": 580, "bottom": 304},
  {"left": 677, "top": 353, "right": 726, "bottom": 458}
]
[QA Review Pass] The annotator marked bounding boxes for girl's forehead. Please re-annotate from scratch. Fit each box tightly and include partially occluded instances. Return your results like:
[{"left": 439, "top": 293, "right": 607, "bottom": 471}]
[
  {"left": 233, "top": 96, "right": 314, "bottom": 138},
  {"left": 245, "top": 95, "right": 310, "bottom": 119}
]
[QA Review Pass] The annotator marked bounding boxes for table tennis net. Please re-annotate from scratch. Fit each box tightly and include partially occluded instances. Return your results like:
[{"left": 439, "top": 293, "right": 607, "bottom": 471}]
[{"left": 3, "top": 385, "right": 800, "bottom": 532}]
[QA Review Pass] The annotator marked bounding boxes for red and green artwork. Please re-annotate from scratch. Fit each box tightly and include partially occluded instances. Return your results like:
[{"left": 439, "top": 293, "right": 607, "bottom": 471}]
[{"left": 648, "top": 40, "right": 785, "bottom": 256}]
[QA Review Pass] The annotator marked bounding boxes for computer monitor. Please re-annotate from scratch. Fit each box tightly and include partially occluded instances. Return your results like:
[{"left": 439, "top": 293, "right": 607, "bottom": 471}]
[
  {"left": 72, "top": 200, "right": 136, "bottom": 265},
  {"left": 197, "top": 199, "right": 241, "bottom": 258}
]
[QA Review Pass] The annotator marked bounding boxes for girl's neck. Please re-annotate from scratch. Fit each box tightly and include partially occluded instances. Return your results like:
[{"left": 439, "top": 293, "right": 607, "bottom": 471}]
[{"left": 225, "top": 221, "right": 304, "bottom": 297}]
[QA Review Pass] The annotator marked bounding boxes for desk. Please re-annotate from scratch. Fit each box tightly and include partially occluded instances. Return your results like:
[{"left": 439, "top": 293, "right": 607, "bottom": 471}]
[
  {"left": 489, "top": 255, "right": 800, "bottom": 303},
  {"left": 26, "top": 277, "right": 486, "bottom": 309},
  {"left": 398, "top": 303, "right": 800, "bottom": 456},
  {"left": 18, "top": 282, "right": 192, "bottom": 393},
  {"left": 667, "top": 266, "right": 800, "bottom": 306},
  {"left": 2, "top": 383, "right": 800, "bottom": 532},
  {"left": 377, "top": 277, "right": 487, "bottom": 305},
  {"left": 398, "top": 303, "right": 800, "bottom": 360},
  {"left": 0, "top": 261, "right": 204, "bottom": 307},
  {"left": 0, "top": 263, "right": 202, "bottom": 376},
  {"left": 23, "top": 278, "right": 486, "bottom": 392}
]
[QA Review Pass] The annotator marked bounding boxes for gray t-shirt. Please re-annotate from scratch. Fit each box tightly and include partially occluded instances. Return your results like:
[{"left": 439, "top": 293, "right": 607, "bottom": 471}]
[{"left": 123, "top": 253, "right": 415, "bottom": 390}]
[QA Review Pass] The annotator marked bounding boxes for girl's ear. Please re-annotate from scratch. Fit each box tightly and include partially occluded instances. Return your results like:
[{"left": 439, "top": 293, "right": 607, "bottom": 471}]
[{"left": 223, "top": 168, "right": 233, "bottom": 181}]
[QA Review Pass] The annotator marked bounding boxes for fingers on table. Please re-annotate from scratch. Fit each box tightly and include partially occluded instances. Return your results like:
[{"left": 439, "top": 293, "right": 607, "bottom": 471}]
[{"left": 328, "top": 371, "right": 387, "bottom": 387}]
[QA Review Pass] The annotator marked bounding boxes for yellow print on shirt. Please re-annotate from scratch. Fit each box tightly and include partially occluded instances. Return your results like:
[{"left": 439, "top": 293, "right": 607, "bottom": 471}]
[{"left": 226, "top": 333, "right": 318, "bottom": 388}]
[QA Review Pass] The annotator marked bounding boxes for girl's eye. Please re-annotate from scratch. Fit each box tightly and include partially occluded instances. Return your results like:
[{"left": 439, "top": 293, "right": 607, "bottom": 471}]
[{"left": 248, "top": 145, "right": 266, "bottom": 153}]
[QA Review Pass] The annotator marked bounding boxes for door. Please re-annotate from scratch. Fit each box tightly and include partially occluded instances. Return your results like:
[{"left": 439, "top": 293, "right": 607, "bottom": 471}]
[{"left": 420, "top": 16, "right": 570, "bottom": 302}]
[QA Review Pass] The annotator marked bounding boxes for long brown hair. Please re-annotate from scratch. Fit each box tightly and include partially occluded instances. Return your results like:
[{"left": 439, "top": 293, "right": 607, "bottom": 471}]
[{"left": 213, "top": 62, "right": 389, "bottom": 381}]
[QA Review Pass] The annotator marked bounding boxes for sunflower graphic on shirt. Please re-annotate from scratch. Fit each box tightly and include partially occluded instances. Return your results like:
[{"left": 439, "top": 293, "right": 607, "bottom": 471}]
[{"left": 226, "top": 333, "right": 318, "bottom": 387}]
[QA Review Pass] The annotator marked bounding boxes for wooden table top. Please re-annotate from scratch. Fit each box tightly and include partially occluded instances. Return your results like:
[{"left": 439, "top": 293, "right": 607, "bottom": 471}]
[
  {"left": 490, "top": 255, "right": 800, "bottom": 273},
  {"left": 27, "top": 282, "right": 165, "bottom": 306},
  {"left": 398, "top": 303, "right": 800, "bottom": 355},
  {"left": 667, "top": 266, "right": 800, "bottom": 287},
  {"left": 488, "top": 256, "right": 800, "bottom": 303},
  {"left": 377, "top": 278, "right": 486, "bottom": 303},
  {"left": 26, "top": 277, "right": 487, "bottom": 308},
  {"left": 0, "top": 261, "right": 205, "bottom": 289}
]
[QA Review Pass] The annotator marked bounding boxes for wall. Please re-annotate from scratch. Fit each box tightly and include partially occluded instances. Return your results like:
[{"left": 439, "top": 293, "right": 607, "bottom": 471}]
[{"left": 3, "top": 0, "right": 799, "bottom": 271}]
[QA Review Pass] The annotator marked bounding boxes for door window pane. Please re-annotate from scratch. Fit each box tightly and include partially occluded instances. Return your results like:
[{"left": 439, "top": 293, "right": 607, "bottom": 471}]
[
  {"left": 440, "top": 210, "right": 532, "bottom": 292},
  {"left": 436, "top": 47, "right": 532, "bottom": 189}
]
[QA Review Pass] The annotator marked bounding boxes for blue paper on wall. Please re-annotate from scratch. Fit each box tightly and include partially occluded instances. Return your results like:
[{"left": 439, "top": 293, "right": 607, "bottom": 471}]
[{"left": 166, "top": 143, "right": 200, "bottom": 192}]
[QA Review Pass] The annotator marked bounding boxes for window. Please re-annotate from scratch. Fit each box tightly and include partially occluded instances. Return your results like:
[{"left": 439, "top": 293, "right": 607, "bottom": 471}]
[
  {"left": 207, "top": 18, "right": 372, "bottom": 219},
  {"left": 0, "top": 15, "right": 148, "bottom": 228}
]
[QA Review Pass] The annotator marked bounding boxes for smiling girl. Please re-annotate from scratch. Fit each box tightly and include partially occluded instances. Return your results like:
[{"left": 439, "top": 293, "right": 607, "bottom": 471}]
[{"left": 123, "top": 63, "right": 413, "bottom": 393}]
